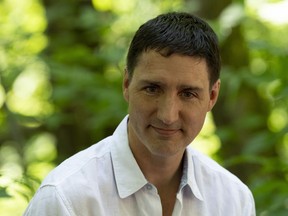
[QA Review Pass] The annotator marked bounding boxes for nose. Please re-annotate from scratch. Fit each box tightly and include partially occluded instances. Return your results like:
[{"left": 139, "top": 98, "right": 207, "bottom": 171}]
[{"left": 157, "top": 95, "right": 179, "bottom": 125}]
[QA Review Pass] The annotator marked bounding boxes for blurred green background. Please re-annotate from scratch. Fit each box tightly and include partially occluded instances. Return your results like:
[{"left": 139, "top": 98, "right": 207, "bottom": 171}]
[{"left": 0, "top": 0, "right": 287, "bottom": 215}]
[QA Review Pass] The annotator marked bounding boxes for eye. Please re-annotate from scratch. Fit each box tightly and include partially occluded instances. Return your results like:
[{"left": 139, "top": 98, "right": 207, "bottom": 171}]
[
  {"left": 144, "top": 86, "right": 159, "bottom": 94},
  {"left": 180, "top": 90, "right": 197, "bottom": 99}
]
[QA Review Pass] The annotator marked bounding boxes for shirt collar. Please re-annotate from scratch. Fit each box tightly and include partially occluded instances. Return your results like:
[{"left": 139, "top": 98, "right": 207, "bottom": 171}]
[
  {"left": 183, "top": 147, "right": 204, "bottom": 201},
  {"left": 111, "top": 115, "right": 148, "bottom": 198}
]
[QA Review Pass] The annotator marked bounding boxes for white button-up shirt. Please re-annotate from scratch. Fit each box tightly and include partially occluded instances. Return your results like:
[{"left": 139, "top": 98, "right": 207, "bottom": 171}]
[{"left": 24, "top": 115, "right": 256, "bottom": 216}]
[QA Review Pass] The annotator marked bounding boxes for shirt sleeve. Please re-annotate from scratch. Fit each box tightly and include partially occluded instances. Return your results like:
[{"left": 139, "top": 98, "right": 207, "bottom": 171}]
[{"left": 23, "top": 185, "right": 72, "bottom": 216}]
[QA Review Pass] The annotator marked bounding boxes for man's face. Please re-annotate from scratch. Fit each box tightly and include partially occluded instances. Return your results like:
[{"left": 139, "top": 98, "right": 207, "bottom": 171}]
[{"left": 123, "top": 50, "right": 220, "bottom": 159}]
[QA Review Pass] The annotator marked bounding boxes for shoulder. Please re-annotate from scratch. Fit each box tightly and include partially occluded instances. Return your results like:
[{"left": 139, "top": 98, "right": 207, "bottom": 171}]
[
  {"left": 187, "top": 147, "right": 255, "bottom": 215},
  {"left": 25, "top": 135, "right": 118, "bottom": 215},
  {"left": 24, "top": 116, "right": 130, "bottom": 215},
  {"left": 42, "top": 135, "right": 113, "bottom": 187},
  {"left": 188, "top": 146, "right": 253, "bottom": 198},
  {"left": 24, "top": 136, "right": 114, "bottom": 215},
  {"left": 189, "top": 147, "right": 242, "bottom": 182}
]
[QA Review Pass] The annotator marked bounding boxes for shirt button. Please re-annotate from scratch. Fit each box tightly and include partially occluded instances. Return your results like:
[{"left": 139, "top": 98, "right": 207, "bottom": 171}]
[{"left": 146, "top": 184, "right": 153, "bottom": 190}]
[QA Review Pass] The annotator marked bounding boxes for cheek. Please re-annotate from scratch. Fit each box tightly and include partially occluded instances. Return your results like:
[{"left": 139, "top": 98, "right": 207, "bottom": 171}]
[
  {"left": 128, "top": 96, "right": 148, "bottom": 119},
  {"left": 129, "top": 94, "right": 155, "bottom": 112},
  {"left": 185, "top": 110, "right": 207, "bottom": 134}
]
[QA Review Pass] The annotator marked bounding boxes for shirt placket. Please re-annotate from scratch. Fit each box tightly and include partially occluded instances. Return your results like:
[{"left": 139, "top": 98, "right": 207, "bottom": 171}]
[{"left": 136, "top": 183, "right": 162, "bottom": 216}]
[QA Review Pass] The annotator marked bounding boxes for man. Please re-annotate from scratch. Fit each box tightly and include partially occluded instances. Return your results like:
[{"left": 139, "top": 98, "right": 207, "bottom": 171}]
[{"left": 24, "top": 12, "right": 256, "bottom": 215}]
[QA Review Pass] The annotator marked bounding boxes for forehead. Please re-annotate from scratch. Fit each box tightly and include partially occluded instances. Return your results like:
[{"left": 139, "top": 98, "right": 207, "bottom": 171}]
[{"left": 132, "top": 50, "right": 210, "bottom": 88}]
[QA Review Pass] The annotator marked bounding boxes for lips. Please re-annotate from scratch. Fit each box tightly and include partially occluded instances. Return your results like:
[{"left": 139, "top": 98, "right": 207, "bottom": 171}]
[{"left": 151, "top": 126, "right": 180, "bottom": 136}]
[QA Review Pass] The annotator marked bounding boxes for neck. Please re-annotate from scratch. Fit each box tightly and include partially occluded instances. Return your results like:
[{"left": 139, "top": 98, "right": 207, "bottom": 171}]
[
  {"left": 146, "top": 155, "right": 183, "bottom": 186},
  {"left": 130, "top": 142, "right": 185, "bottom": 188}
]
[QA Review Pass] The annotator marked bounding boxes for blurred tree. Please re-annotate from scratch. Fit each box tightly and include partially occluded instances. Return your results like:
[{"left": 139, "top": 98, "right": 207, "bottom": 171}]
[{"left": 40, "top": 0, "right": 127, "bottom": 162}]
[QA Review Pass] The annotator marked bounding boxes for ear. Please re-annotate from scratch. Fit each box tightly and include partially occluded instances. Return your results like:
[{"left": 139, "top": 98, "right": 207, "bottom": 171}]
[
  {"left": 208, "top": 79, "right": 221, "bottom": 111},
  {"left": 123, "top": 68, "right": 130, "bottom": 102}
]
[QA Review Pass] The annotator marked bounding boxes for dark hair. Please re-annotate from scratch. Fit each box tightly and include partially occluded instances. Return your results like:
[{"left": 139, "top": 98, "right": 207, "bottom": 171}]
[{"left": 126, "top": 12, "right": 221, "bottom": 86}]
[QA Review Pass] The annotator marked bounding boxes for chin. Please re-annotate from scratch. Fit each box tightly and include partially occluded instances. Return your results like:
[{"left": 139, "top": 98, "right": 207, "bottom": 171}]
[{"left": 148, "top": 144, "right": 185, "bottom": 158}]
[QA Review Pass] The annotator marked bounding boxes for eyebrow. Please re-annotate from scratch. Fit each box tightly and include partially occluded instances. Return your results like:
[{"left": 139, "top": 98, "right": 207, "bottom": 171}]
[
  {"left": 138, "top": 79, "right": 204, "bottom": 92},
  {"left": 180, "top": 85, "right": 203, "bottom": 92},
  {"left": 139, "top": 80, "right": 163, "bottom": 86}
]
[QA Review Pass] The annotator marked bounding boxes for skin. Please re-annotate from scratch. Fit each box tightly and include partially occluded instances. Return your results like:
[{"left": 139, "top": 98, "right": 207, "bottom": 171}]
[{"left": 123, "top": 50, "right": 220, "bottom": 216}]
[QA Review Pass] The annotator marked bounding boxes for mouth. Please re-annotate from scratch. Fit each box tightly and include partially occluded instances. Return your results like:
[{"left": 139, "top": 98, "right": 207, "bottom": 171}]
[{"left": 151, "top": 126, "right": 180, "bottom": 136}]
